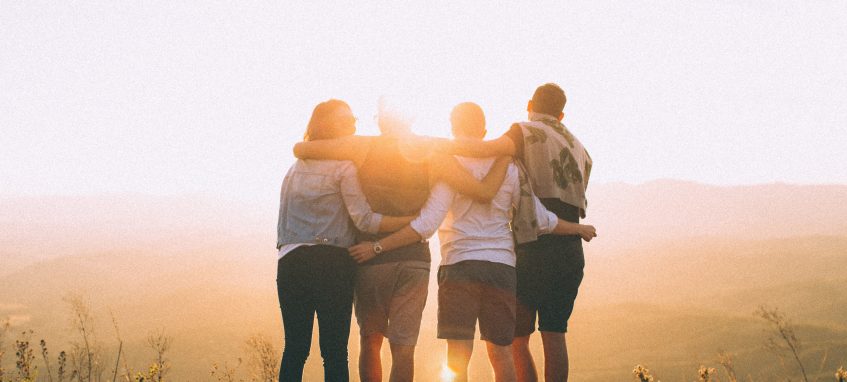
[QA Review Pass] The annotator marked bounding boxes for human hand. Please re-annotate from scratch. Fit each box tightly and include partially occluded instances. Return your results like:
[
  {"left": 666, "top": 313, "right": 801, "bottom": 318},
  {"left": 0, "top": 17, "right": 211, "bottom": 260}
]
[
  {"left": 577, "top": 224, "right": 597, "bottom": 242},
  {"left": 349, "top": 241, "right": 378, "bottom": 263}
]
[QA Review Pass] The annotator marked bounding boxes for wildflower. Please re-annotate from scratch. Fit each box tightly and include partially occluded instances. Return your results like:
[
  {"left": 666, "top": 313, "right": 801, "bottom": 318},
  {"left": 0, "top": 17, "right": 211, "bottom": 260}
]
[
  {"left": 698, "top": 365, "right": 717, "bottom": 382},
  {"left": 58, "top": 351, "right": 68, "bottom": 381},
  {"left": 836, "top": 366, "right": 847, "bottom": 382},
  {"left": 15, "top": 332, "right": 36, "bottom": 380},
  {"left": 633, "top": 364, "right": 655, "bottom": 382}
]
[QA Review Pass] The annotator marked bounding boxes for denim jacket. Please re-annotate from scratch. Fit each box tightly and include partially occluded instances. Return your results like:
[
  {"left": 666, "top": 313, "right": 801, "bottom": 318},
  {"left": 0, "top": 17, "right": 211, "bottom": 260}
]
[{"left": 277, "top": 159, "right": 383, "bottom": 249}]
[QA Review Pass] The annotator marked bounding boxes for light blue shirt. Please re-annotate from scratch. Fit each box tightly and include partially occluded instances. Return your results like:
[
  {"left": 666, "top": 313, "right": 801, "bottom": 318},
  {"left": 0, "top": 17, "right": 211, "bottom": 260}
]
[{"left": 276, "top": 159, "right": 383, "bottom": 254}]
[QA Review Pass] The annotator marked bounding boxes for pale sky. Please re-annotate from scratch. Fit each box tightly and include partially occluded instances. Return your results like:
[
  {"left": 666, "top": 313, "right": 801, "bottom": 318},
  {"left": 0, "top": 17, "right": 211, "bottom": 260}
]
[{"left": 2, "top": 1, "right": 846, "bottom": 206}]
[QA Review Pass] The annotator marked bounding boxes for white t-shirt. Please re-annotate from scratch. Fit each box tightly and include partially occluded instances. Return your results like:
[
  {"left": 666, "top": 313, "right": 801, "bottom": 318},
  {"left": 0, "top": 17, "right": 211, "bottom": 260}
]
[{"left": 409, "top": 157, "right": 558, "bottom": 267}]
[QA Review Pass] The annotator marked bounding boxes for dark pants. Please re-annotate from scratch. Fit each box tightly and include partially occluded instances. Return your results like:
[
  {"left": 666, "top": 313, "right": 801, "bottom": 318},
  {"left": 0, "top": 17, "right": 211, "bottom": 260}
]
[
  {"left": 514, "top": 200, "right": 585, "bottom": 336},
  {"left": 277, "top": 245, "right": 356, "bottom": 382}
]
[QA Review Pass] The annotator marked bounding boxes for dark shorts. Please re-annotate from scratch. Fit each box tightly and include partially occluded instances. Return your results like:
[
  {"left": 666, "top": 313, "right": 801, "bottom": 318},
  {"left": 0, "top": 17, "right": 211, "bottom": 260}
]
[
  {"left": 437, "top": 260, "right": 517, "bottom": 346},
  {"left": 515, "top": 233, "right": 585, "bottom": 336}
]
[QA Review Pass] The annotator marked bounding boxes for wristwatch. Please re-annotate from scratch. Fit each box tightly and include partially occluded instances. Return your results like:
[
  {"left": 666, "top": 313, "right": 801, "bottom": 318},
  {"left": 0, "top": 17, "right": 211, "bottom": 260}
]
[{"left": 373, "top": 241, "right": 384, "bottom": 255}]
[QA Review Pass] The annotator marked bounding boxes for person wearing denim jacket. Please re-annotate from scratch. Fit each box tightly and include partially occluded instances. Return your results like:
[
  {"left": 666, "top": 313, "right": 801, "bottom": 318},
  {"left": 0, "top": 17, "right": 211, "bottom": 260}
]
[{"left": 275, "top": 99, "right": 413, "bottom": 382}]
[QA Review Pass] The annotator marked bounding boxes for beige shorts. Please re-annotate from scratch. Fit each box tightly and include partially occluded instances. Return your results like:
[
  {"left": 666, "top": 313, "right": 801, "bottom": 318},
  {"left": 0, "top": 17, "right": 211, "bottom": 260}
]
[{"left": 354, "top": 260, "right": 430, "bottom": 346}]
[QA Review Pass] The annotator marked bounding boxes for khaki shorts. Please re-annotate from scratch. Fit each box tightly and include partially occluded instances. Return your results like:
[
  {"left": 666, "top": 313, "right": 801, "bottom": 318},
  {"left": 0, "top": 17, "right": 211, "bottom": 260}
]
[{"left": 354, "top": 260, "right": 430, "bottom": 346}]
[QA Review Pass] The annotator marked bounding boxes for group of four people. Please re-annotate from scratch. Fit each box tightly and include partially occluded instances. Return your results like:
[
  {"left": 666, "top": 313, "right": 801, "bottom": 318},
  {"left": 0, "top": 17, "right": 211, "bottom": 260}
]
[{"left": 275, "top": 83, "right": 596, "bottom": 382}]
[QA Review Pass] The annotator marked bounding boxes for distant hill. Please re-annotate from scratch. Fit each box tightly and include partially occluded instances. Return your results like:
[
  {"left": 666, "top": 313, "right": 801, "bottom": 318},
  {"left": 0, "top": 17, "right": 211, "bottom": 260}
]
[
  {"left": 582, "top": 236, "right": 847, "bottom": 320},
  {"left": 0, "top": 194, "right": 272, "bottom": 276},
  {"left": 5, "top": 180, "right": 846, "bottom": 273},
  {"left": 585, "top": 180, "right": 847, "bottom": 251}
]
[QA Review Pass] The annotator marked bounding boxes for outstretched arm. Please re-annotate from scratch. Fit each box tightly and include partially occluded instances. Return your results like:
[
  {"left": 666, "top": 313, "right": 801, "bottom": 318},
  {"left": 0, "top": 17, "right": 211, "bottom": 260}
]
[
  {"left": 430, "top": 154, "right": 511, "bottom": 202},
  {"left": 377, "top": 216, "right": 416, "bottom": 233},
  {"left": 433, "top": 135, "right": 517, "bottom": 158},
  {"left": 532, "top": 194, "right": 597, "bottom": 242},
  {"left": 552, "top": 220, "right": 597, "bottom": 242},
  {"left": 293, "top": 135, "right": 372, "bottom": 166}
]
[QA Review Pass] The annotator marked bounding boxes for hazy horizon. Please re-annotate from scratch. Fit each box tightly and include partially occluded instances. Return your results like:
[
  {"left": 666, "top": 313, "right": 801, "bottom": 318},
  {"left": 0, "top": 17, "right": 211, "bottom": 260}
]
[{"left": 4, "top": 177, "right": 847, "bottom": 210}]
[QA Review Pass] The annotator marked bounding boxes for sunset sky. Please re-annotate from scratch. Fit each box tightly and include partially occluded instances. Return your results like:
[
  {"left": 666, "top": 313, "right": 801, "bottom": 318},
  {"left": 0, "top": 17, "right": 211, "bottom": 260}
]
[{"left": 2, "top": 1, "right": 845, "bottom": 206}]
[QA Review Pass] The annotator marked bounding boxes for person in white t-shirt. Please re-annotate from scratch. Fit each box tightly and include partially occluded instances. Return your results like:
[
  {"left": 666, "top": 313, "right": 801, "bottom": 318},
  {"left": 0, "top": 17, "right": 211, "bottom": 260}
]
[{"left": 349, "top": 102, "right": 596, "bottom": 382}]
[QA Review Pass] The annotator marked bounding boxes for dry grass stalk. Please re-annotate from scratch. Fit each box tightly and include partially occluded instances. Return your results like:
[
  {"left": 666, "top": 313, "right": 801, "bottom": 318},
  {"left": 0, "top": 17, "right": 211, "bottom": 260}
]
[
  {"left": 57, "top": 351, "right": 68, "bottom": 382},
  {"left": 40, "top": 339, "right": 54, "bottom": 382},
  {"left": 14, "top": 330, "right": 36, "bottom": 381},
  {"left": 210, "top": 359, "right": 243, "bottom": 382},
  {"left": 145, "top": 329, "right": 173, "bottom": 382},
  {"left": 243, "top": 334, "right": 278, "bottom": 382},
  {"left": 812, "top": 348, "right": 829, "bottom": 382},
  {"left": 65, "top": 294, "right": 106, "bottom": 382},
  {"left": 0, "top": 318, "right": 9, "bottom": 381},
  {"left": 757, "top": 305, "right": 809, "bottom": 382},
  {"left": 109, "top": 310, "right": 134, "bottom": 382},
  {"left": 718, "top": 351, "right": 738, "bottom": 382}
]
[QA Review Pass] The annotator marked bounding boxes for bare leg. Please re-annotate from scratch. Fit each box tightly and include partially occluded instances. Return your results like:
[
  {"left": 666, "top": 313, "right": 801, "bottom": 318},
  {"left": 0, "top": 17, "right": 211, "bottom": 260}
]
[
  {"left": 486, "top": 341, "right": 517, "bottom": 382},
  {"left": 360, "top": 334, "right": 384, "bottom": 382},
  {"left": 540, "top": 331, "right": 568, "bottom": 382},
  {"left": 511, "top": 335, "right": 537, "bottom": 382},
  {"left": 446, "top": 340, "right": 473, "bottom": 382},
  {"left": 388, "top": 342, "right": 416, "bottom": 382}
]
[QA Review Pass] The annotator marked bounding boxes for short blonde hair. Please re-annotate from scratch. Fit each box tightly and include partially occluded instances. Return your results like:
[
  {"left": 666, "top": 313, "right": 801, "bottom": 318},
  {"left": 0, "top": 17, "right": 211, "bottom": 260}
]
[{"left": 450, "top": 102, "right": 486, "bottom": 138}]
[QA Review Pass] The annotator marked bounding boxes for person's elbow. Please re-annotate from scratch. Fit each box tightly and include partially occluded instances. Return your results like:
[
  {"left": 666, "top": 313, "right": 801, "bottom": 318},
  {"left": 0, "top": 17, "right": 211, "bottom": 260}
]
[
  {"left": 292, "top": 142, "right": 307, "bottom": 159},
  {"left": 414, "top": 228, "right": 433, "bottom": 240},
  {"left": 409, "top": 222, "right": 433, "bottom": 240},
  {"left": 349, "top": 214, "right": 380, "bottom": 234}
]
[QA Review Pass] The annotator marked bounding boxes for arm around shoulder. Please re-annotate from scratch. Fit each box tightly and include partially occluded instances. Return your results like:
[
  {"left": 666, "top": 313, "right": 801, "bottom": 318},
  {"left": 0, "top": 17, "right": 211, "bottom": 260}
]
[
  {"left": 431, "top": 154, "right": 511, "bottom": 202},
  {"left": 442, "top": 135, "right": 516, "bottom": 158},
  {"left": 293, "top": 135, "right": 372, "bottom": 164}
]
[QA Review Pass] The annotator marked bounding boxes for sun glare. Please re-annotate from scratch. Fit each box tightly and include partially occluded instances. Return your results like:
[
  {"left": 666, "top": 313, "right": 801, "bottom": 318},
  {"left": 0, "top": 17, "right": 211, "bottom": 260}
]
[
  {"left": 440, "top": 363, "right": 456, "bottom": 382},
  {"left": 352, "top": 92, "right": 455, "bottom": 138}
]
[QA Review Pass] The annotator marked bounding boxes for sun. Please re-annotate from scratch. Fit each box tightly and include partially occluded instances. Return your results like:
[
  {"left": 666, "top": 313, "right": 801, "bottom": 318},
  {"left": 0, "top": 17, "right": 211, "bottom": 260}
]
[
  {"left": 440, "top": 363, "right": 457, "bottom": 382},
  {"left": 351, "top": 92, "right": 455, "bottom": 138}
]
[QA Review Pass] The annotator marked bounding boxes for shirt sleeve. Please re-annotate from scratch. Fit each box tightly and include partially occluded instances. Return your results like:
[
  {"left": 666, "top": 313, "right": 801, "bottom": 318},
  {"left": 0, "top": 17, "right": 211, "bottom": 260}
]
[
  {"left": 338, "top": 161, "right": 384, "bottom": 234},
  {"left": 409, "top": 182, "right": 454, "bottom": 239},
  {"left": 532, "top": 194, "right": 559, "bottom": 235},
  {"left": 503, "top": 123, "right": 525, "bottom": 159},
  {"left": 506, "top": 163, "right": 520, "bottom": 207}
]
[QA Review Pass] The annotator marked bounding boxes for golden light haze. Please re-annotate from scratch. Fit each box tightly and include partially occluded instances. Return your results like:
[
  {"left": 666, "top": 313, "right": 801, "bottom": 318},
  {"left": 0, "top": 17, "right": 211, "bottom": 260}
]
[
  {"left": 2, "top": 1, "right": 847, "bottom": 381},
  {"left": 3, "top": 182, "right": 847, "bottom": 380}
]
